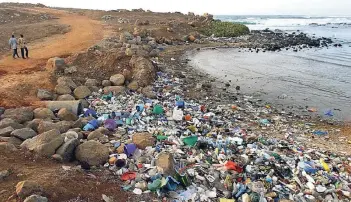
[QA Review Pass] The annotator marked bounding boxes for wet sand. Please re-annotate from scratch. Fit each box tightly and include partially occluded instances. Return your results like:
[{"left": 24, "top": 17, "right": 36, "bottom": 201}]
[{"left": 190, "top": 47, "right": 351, "bottom": 120}]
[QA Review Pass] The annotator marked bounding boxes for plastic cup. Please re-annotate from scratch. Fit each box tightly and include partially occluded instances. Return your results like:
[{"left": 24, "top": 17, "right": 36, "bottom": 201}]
[
  {"left": 182, "top": 136, "right": 198, "bottom": 147},
  {"left": 124, "top": 144, "right": 137, "bottom": 157}
]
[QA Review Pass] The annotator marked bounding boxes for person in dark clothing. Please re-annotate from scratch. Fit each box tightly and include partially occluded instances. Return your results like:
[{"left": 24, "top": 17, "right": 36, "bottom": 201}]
[{"left": 9, "top": 35, "right": 19, "bottom": 59}]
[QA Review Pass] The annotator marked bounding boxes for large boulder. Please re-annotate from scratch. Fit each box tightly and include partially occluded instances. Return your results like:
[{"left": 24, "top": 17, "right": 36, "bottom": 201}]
[
  {"left": 57, "top": 94, "right": 75, "bottom": 101},
  {"left": 46, "top": 57, "right": 66, "bottom": 73},
  {"left": 24, "top": 195, "right": 48, "bottom": 202},
  {"left": 1, "top": 107, "right": 34, "bottom": 123},
  {"left": 110, "top": 74, "right": 125, "bottom": 86},
  {"left": 57, "top": 108, "right": 78, "bottom": 121},
  {"left": 11, "top": 128, "right": 37, "bottom": 140},
  {"left": 20, "top": 129, "right": 63, "bottom": 156},
  {"left": 75, "top": 140, "right": 109, "bottom": 166},
  {"left": 73, "top": 86, "right": 91, "bottom": 99},
  {"left": 132, "top": 132, "right": 155, "bottom": 149},
  {"left": 55, "top": 84, "right": 72, "bottom": 95},
  {"left": 37, "top": 89, "right": 54, "bottom": 100},
  {"left": 37, "top": 121, "right": 72, "bottom": 134},
  {"left": 85, "top": 79, "right": 99, "bottom": 87},
  {"left": 15, "top": 180, "right": 43, "bottom": 199},
  {"left": 55, "top": 138, "right": 79, "bottom": 162},
  {"left": 129, "top": 56, "right": 156, "bottom": 87},
  {"left": 57, "top": 77, "right": 77, "bottom": 90},
  {"left": 33, "top": 108, "right": 55, "bottom": 120},
  {"left": 103, "top": 86, "right": 125, "bottom": 95},
  {"left": 0, "top": 126, "right": 14, "bottom": 137},
  {"left": 141, "top": 86, "right": 156, "bottom": 99},
  {"left": 156, "top": 152, "right": 175, "bottom": 175},
  {"left": 0, "top": 118, "right": 23, "bottom": 129}
]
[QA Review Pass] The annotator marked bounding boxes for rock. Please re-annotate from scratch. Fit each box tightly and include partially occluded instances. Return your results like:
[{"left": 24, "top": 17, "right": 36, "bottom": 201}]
[
  {"left": 0, "top": 118, "right": 23, "bottom": 129},
  {"left": 80, "top": 99, "right": 90, "bottom": 108},
  {"left": 73, "top": 86, "right": 91, "bottom": 99},
  {"left": 11, "top": 128, "right": 37, "bottom": 140},
  {"left": 125, "top": 48, "right": 134, "bottom": 56},
  {"left": 0, "top": 126, "right": 14, "bottom": 137},
  {"left": 149, "top": 49, "right": 159, "bottom": 57},
  {"left": 103, "top": 86, "right": 125, "bottom": 94},
  {"left": 25, "top": 119, "right": 41, "bottom": 132},
  {"left": 141, "top": 86, "right": 156, "bottom": 99},
  {"left": 15, "top": 181, "right": 43, "bottom": 199},
  {"left": 57, "top": 94, "right": 75, "bottom": 101},
  {"left": 46, "top": 57, "right": 66, "bottom": 73},
  {"left": 55, "top": 138, "right": 79, "bottom": 162},
  {"left": 87, "top": 130, "right": 104, "bottom": 140},
  {"left": 55, "top": 84, "right": 72, "bottom": 95},
  {"left": 188, "top": 35, "right": 196, "bottom": 42},
  {"left": 57, "top": 108, "right": 78, "bottom": 121},
  {"left": 122, "top": 69, "right": 132, "bottom": 81},
  {"left": 37, "top": 121, "right": 72, "bottom": 134},
  {"left": 110, "top": 74, "right": 125, "bottom": 86},
  {"left": 21, "top": 129, "right": 63, "bottom": 157},
  {"left": 64, "top": 66, "right": 77, "bottom": 74},
  {"left": 88, "top": 86, "right": 99, "bottom": 93},
  {"left": 37, "top": 89, "right": 53, "bottom": 100},
  {"left": 8, "top": 136, "right": 23, "bottom": 147},
  {"left": 52, "top": 154, "right": 63, "bottom": 162},
  {"left": 156, "top": 152, "right": 175, "bottom": 175},
  {"left": 75, "top": 140, "right": 109, "bottom": 166},
  {"left": 132, "top": 132, "right": 155, "bottom": 149},
  {"left": 120, "top": 32, "right": 133, "bottom": 42},
  {"left": 129, "top": 56, "right": 156, "bottom": 87},
  {"left": 57, "top": 77, "right": 77, "bottom": 90},
  {"left": 0, "top": 170, "right": 10, "bottom": 181},
  {"left": 102, "top": 80, "right": 111, "bottom": 87},
  {"left": 2, "top": 107, "right": 34, "bottom": 123},
  {"left": 33, "top": 108, "right": 55, "bottom": 120},
  {"left": 0, "top": 142, "right": 17, "bottom": 153},
  {"left": 95, "top": 127, "right": 110, "bottom": 135},
  {"left": 127, "top": 81, "right": 139, "bottom": 91},
  {"left": 85, "top": 79, "right": 99, "bottom": 87},
  {"left": 24, "top": 194, "right": 48, "bottom": 202}
]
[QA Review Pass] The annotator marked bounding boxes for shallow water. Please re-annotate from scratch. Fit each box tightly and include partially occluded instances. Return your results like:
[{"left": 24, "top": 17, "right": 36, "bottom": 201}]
[{"left": 190, "top": 46, "right": 351, "bottom": 120}]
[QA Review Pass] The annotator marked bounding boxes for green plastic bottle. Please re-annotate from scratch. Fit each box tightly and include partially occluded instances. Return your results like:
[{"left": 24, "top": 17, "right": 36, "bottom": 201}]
[{"left": 153, "top": 105, "right": 164, "bottom": 115}]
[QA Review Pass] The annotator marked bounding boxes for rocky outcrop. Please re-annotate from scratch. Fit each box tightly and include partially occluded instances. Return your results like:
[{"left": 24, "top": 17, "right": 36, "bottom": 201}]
[{"left": 129, "top": 56, "right": 156, "bottom": 87}]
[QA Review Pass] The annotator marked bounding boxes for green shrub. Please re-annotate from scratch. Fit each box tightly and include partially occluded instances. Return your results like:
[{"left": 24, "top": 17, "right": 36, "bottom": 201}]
[{"left": 202, "top": 21, "right": 250, "bottom": 37}]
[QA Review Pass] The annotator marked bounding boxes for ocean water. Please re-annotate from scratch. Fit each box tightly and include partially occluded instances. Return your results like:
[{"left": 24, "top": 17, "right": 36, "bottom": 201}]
[{"left": 191, "top": 16, "right": 351, "bottom": 120}]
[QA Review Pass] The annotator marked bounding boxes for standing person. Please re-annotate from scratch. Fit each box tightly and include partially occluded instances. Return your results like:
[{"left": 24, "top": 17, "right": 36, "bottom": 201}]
[
  {"left": 24, "top": 39, "right": 29, "bottom": 58},
  {"left": 18, "top": 34, "right": 26, "bottom": 59},
  {"left": 9, "top": 35, "right": 19, "bottom": 59}
]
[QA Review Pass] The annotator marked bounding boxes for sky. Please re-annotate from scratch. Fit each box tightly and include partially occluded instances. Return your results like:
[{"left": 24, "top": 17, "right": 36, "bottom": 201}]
[{"left": 2, "top": 0, "right": 351, "bottom": 16}]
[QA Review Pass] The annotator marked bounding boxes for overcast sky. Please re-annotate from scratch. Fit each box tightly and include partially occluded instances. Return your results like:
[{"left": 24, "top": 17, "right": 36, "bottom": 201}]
[{"left": 2, "top": 0, "right": 351, "bottom": 16}]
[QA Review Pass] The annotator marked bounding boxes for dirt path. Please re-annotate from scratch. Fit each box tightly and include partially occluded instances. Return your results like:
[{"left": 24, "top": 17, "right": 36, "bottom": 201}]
[{"left": 0, "top": 7, "right": 108, "bottom": 107}]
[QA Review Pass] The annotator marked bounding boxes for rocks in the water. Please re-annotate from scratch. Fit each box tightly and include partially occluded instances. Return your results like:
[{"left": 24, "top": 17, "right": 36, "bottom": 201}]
[
  {"left": 57, "top": 94, "right": 75, "bottom": 101},
  {"left": 2, "top": 107, "right": 34, "bottom": 123},
  {"left": 11, "top": 128, "right": 37, "bottom": 140},
  {"left": 73, "top": 86, "right": 91, "bottom": 99},
  {"left": 75, "top": 140, "right": 109, "bottom": 166},
  {"left": 21, "top": 129, "right": 63, "bottom": 157},
  {"left": 55, "top": 138, "right": 79, "bottom": 162},
  {"left": 102, "top": 80, "right": 111, "bottom": 87},
  {"left": 156, "top": 152, "right": 175, "bottom": 175},
  {"left": 103, "top": 86, "right": 125, "bottom": 94},
  {"left": 55, "top": 84, "right": 72, "bottom": 95},
  {"left": 110, "top": 74, "right": 125, "bottom": 86},
  {"left": 33, "top": 108, "right": 55, "bottom": 120},
  {"left": 15, "top": 180, "right": 43, "bottom": 199},
  {"left": 132, "top": 132, "right": 155, "bottom": 149},
  {"left": 0, "top": 126, "right": 14, "bottom": 137},
  {"left": 37, "top": 121, "right": 72, "bottom": 134},
  {"left": 57, "top": 108, "right": 78, "bottom": 121},
  {"left": 141, "top": 86, "right": 156, "bottom": 99},
  {"left": 24, "top": 194, "right": 48, "bottom": 202},
  {"left": 0, "top": 118, "right": 23, "bottom": 129},
  {"left": 37, "top": 89, "right": 54, "bottom": 100}
]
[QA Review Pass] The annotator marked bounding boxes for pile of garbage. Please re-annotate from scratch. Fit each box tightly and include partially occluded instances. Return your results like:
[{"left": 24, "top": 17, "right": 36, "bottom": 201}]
[{"left": 80, "top": 71, "right": 351, "bottom": 202}]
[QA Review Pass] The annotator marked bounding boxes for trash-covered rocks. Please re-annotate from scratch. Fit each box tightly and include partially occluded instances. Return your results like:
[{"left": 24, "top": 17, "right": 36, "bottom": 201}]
[
  {"left": 75, "top": 140, "right": 109, "bottom": 166},
  {"left": 15, "top": 181, "right": 43, "bottom": 199}
]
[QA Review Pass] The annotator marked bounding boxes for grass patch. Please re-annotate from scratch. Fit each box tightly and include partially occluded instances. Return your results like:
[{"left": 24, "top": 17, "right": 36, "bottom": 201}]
[{"left": 202, "top": 21, "right": 250, "bottom": 37}]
